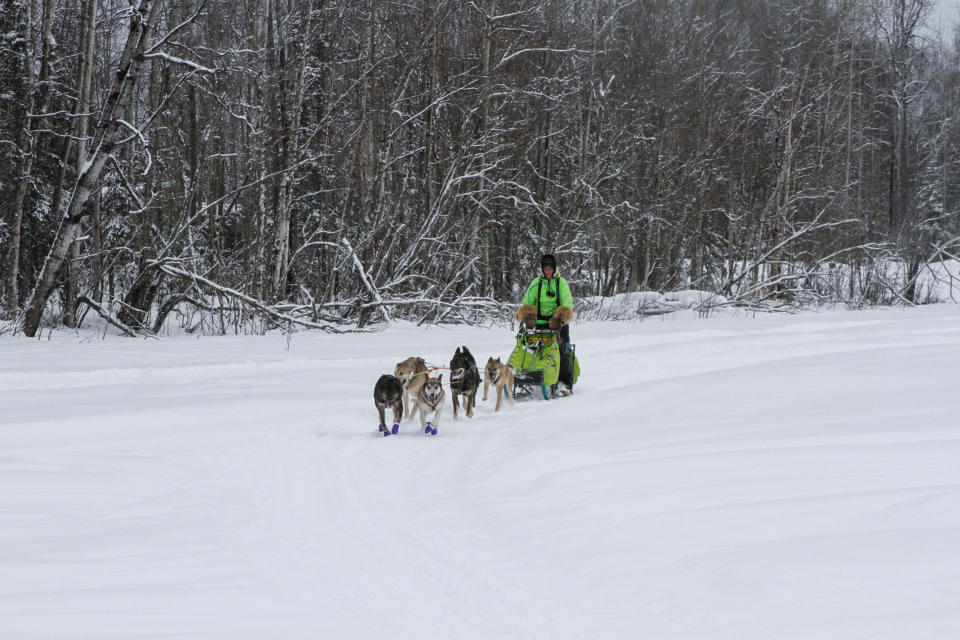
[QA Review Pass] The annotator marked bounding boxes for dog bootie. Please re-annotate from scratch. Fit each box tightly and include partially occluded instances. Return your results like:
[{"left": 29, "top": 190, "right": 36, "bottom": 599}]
[
  {"left": 378, "top": 423, "right": 385, "bottom": 433},
  {"left": 391, "top": 422, "right": 400, "bottom": 435},
  {"left": 425, "top": 422, "right": 438, "bottom": 435}
]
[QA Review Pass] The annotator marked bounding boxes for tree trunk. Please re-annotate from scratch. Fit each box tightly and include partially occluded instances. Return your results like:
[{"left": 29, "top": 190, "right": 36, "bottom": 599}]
[
  {"left": 22, "top": 0, "right": 164, "bottom": 337},
  {"left": 64, "top": 0, "right": 98, "bottom": 328},
  {"left": 4, "top": 0, "right": 38, "bottom": 310}
]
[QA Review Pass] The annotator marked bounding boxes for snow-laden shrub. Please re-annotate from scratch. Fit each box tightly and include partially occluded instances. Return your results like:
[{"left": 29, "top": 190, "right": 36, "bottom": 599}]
[
  {"left": 577, "top": 289, "right": 729, "bottom": 320},
  {"left": 662, "top": 290, "right": 729, "bottom": 309}
]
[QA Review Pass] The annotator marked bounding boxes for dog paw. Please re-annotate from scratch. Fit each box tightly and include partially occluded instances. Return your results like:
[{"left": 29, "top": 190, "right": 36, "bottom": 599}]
[{"left": 391, "top": 423, "right": 399, "bottom": 435}]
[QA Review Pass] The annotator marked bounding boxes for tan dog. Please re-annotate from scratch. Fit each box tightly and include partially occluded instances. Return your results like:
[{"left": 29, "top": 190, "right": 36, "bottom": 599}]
[
  {"left": 483, "top": 357, "right": 515, "bottom": 412},
  {"left": 394, "top": 356, "right": 427, "bottom": 419}
]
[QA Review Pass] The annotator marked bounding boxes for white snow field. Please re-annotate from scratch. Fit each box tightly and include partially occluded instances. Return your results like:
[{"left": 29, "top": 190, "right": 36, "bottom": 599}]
[{"left": 2, "top": 305, "right": 960, "bottom": 639}]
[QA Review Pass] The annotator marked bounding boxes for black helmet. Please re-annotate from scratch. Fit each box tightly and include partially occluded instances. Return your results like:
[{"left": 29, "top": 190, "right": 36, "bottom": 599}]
[{"left": 540, "top": 254, "right": 557, "bottom": 271}]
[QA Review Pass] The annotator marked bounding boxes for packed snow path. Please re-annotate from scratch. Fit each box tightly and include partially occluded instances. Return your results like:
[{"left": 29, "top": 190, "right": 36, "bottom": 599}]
[{"left": 2, "top": 306, "right": 959, "bottom": 638}]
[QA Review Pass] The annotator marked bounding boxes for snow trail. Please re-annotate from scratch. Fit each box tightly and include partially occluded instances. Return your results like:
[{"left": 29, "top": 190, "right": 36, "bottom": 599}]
[{"left": 2, "top": 306, "right": 959, "bottom": 638}]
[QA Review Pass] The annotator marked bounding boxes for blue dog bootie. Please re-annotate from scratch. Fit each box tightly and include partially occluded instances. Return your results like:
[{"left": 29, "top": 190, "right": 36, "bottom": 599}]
[{"left": 391, "top": 422, "right": 400, "bottom": 435}]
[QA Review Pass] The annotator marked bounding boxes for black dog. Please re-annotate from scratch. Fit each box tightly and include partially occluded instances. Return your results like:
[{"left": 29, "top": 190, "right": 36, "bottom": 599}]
[
  {"left": 449, "top": 346, "right": 481, "bottom": 419},
  {"left": 374, "top": 374, "right": 404, "bottom": 436}
]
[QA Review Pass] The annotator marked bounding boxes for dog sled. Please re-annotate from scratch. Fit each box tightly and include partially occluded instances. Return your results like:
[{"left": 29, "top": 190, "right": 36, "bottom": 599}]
[{"left": 506, "top": 325, "right": 580, "bottom": 400}]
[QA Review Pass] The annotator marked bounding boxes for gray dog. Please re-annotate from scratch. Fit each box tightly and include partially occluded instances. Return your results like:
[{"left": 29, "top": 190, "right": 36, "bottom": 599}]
[{"left": 416, "top": 373, "right": 445, "bottom": 436}]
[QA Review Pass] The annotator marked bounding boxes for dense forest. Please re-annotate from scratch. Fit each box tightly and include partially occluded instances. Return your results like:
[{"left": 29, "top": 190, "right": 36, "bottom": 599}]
[{"left": 1, "top": 0, "right": 959, "bottom": 335}]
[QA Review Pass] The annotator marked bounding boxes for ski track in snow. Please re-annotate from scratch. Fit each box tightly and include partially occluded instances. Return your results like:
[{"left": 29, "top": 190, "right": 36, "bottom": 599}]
[{"left": 2, "top": 305, "right": 960, "bottom": 638}]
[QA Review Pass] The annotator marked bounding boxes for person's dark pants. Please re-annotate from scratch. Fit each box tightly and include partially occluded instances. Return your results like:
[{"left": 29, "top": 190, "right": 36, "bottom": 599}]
[
  {"left": 558, "top": 323, "right": 573, "bottom": 388},
  {"left": 534, "top": 321, "right": 573, "bottom": 388}
]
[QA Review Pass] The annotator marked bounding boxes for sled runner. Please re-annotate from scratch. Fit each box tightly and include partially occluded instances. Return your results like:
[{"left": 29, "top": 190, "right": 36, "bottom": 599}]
[{"left": 506, "top": 325, "right": 580, "bottom": 400}]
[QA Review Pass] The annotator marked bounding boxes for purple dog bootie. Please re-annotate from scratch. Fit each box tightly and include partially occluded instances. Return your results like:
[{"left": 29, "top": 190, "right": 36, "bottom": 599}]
[
  {"left": 391, "top": 422, "right": 399, "bottom": 435},
  {"left": 378, "top": 423, "right": 385, "bottom": 433},
  {"left": 425, "top": 422, "right": 433, "bottom": 435}
]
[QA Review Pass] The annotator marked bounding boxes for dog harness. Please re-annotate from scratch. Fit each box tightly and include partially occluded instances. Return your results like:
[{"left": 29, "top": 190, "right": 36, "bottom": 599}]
[
  {"left": 408, "top": 365, "right": 448, "bottom": 381},
  {"left": 448, "top": 364, "right": 476, "bottom": 388}
]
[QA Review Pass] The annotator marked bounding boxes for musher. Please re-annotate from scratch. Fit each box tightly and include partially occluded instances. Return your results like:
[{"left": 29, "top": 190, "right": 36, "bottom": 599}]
[{"left": 515, "top": 254, "right": 575, "bottom": 393}]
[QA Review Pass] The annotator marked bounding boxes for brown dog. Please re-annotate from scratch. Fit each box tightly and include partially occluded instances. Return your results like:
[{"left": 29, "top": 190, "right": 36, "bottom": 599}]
[
  {"left": 483, "top": 357, "right": 515, "bottom": 412},
  {"left": 394, "top": 356, "right": 427, "bottom": 419}
]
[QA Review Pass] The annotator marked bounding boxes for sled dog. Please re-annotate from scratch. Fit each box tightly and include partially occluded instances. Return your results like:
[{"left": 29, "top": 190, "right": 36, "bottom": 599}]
[
  {"left": 449, "top": 346, "right": 481, "bottom": 419},
  {"left": 394, "top": 356, "right": 427, "bottom": 419},
  {"left": 373, "top": 374, "right": 404, "bottom": 436},
  {"left": 483, "top": 357, "right": 515, "bottom": 412},
  {"left": 416, "top": 374, "right": 445, "bottom": 435}
]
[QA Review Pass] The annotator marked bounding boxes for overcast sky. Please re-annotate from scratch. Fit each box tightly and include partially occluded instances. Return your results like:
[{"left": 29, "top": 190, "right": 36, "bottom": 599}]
[{"left": 930, "top": 0, "right": 960, "bottom": 35}]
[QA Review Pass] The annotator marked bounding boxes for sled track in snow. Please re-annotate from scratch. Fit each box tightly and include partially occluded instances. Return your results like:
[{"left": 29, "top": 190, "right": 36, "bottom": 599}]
[{"left": 2, "top": 307, "right": 960, "bottom": 638}]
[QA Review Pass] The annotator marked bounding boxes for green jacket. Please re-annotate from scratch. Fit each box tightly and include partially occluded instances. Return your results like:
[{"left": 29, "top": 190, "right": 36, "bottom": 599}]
[{"left": 522, "top": 271, "right": 573, "bottom": 325}]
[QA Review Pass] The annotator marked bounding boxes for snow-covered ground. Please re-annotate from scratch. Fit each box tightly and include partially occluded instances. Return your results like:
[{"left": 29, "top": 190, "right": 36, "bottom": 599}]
[{"left": 2, "top": 305, "right": 959, "bottom": 639}]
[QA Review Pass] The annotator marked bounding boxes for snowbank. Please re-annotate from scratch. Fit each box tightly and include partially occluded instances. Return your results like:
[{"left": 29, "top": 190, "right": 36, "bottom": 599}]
[
  {"left": 578, "top": 289, "right": 728, "bottom": 320},
  {"left": 2, "top": 306, "right": 960, "bottom": 637},
  {"left": 662, "top": 289, "right": 730, "bottom": 309}
]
